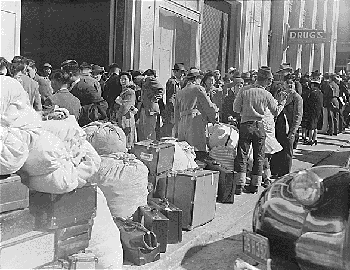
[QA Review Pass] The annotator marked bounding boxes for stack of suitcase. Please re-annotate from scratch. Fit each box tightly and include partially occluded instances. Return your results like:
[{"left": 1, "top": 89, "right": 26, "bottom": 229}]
[
  {"left": 0, "top": 174, "right": 97, "bottom": 269},
  {"left": 130, "top": 139, "right": 220, "bottom": 265}
]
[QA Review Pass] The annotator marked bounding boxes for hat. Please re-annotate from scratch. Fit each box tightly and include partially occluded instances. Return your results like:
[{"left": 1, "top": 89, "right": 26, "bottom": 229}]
[
  {"left": 173, "top": 63, "right": 186, "bottom": 71},
  {"left": 43, "top": 63, "right": 52, "bottom": 69},
  {"left": 80, "top": 62, "right": 92, "bottom": 69},
  {"left": 233, "top": 78, "right": 244, "bottom": 84},
  {"left": 109, "top": 63, "right": 120, "bottom": 70},
  {"left": 277, "top": 63, "right": 293, "bottom": 74},
  {"left": 12, "top": 56, "right": 27, "bottom": 64},
  {"left": 186, "top": 69, "right": 201, "bottom": 78},
  {"left": 228, "top": 67, "right": 236, "bottom": 74},
  {"left": 257, "top": 66, "right": 273, "bottom": 80},
  {"left": 61, "top": 60, "right": 79, "bottom": 72},
  {"left": 92, "top": 64, "right": 104, "bottom": 74},
  {"left": 310, "top": 76, "right": 321, "bottom": 84},
  {"left": 143, "top": 69, "right": 157, "bottom": 77}
]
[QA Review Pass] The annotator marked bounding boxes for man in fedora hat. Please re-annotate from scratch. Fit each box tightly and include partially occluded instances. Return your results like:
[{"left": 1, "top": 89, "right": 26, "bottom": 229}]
[
  {"left": 91, "top": 64, "right": 105, "bottom": 92},
  {"left": 174, "top": 69, "right": 218, "bottom": 154},
  {"left": 233, "top": 66, "right": 287, "bottom": 194},
  {"left": 103, "top": 63, "right": 122, "bottom": 118},
  {"left": 162, "top": 63, "right": 186, "bottom": 137}
]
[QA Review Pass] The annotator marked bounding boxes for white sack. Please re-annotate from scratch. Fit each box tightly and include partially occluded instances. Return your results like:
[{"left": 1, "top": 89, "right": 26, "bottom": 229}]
[
  {"left": 83, "top": 121, "right": 127, "bottom": 155},
  {"left": 75, "top": 141, "right": 101, "bottom": 187},
  {"left": 19, "top": 129, "right": 70, "bottom": 177},
  {"left": 88, "top": 187, "right": 123, "bottom": 270},
  {"left": 0, "top": 127, "right": 31, "bottom": 175},
  {"left": 93, "top": 153, "right": 149, "bottom": 218},
  {"left": 161, "top": 139, "right": 198, "bottom": 171},
  {"left": 208, "top": 123, "right": 239, "bottom": 149},
  {"left": 19, "top": 158, "right": 79, "bottom": 194},
  {"left": 1, "top": 76, "right": 42, "bottom": 130}
]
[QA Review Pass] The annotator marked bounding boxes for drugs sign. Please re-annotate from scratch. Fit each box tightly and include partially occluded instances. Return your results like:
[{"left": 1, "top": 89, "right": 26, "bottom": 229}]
[{"left": 288, "top": 29, "right": 328, "bottom": 44}]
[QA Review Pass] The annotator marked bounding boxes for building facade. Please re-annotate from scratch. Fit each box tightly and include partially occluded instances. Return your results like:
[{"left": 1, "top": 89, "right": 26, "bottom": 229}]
[
  {"left": 269, "top": 0, "right": 339, "bottom": 74},
  {"left": 335, "top": 0, "right": 350, "bottom": 72}
]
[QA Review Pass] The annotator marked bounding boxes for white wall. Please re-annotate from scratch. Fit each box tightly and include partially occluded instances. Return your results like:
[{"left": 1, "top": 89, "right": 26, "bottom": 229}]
[{"left": 1, "top": 0, "right": 21, "bottom": 60}]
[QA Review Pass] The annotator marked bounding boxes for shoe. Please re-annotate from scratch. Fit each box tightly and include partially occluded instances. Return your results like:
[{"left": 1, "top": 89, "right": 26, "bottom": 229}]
[
  {"left": 243, "top": 185, "right": 258, "bottom": 194},
  {"left": 235, "top": 185, "right": 242, "bottom": 195}
]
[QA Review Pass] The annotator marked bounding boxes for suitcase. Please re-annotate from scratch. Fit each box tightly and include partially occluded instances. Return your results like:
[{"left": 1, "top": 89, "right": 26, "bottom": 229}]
[
  {"left": 68, "top": 252, "right": 98, "bottom": 269},
  {"left": 148, "top": 198, "right": 183, "bottom": 244},
  {"left": 166, "top": 169, "right": 219, "bottom": 230},
  {"left": 0, "top": 174, "right": 29, "bottom": 213},
  {"left": 136, "top": 205, "right": 169, "bottom": 253},
  {"left": 132, "top": 140, "right": 175, "bottom": 175},
  {"left": 114, "top": 217, "right": 161, "bottom": 266},
  {"left": 205, "top": 160, "right": 236, "bottom": 204},
  {"left": 148, "top": 171, "right": 174, "bottom": 199},
  {"left": 0, "top": 208, "right": 35, "bottom": 242},
  {"left": 0, "top": 231, "right": 56, "bottom": 269},
  {"left": 29, "top": 184, "right": 97, "bottom": 230}
]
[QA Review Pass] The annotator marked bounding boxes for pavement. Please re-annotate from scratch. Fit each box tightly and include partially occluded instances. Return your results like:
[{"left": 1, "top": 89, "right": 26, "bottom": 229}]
[{"left": 123, "top": 130, "right": 350, "bottom": 270}]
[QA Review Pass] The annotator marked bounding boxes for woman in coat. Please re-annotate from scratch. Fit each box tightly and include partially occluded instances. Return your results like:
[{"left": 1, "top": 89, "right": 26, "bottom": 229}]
[
  {"left": 305, "top": 76, "right": 323, "bottom": 145},
  {"left": 110, "top": 72, "right": 137, "bottom": 149},
  {"left": 174, "top": 69, "right": 218, "bottom": 153}
]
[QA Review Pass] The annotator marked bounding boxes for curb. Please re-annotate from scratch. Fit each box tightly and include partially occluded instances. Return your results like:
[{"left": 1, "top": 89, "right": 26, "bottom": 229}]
[{"left": 313, "top": 148, "right": 350, "bottom": 168}]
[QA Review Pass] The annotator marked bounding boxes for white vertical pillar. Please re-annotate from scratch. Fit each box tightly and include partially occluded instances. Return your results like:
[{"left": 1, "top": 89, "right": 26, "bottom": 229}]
[{"left": 259, "top": 0, "right": 271, "bottom": 67}]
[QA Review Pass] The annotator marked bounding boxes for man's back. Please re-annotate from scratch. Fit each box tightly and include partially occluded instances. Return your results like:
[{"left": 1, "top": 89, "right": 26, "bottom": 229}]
[
  {"left": 15, "top": 74, "right": 42, "bottom": 111},
  {"left": 49, "top": 89, "right": 81, "bottom": 120},
  {"left": 71, "top": 77, "right": 103, "bottom": 106}
]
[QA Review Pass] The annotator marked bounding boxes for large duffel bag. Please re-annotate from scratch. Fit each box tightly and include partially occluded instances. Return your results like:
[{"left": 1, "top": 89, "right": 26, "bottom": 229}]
[{"left": 93, "top": 153, "right": 149, "bottom": 218}]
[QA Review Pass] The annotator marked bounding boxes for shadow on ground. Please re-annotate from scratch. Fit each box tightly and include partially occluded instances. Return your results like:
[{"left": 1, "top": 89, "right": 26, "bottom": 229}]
[
  {"left": 293, "top": 149, "right": 332, "bottom": 164},
  {"left": 179, "top": 233, "right": 301, "bottom": 270}
]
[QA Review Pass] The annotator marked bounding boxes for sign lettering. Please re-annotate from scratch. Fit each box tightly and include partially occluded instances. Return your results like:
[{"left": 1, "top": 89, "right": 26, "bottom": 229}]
[{"left": 288, "top": 29, "right": 328, "bottom": 44}]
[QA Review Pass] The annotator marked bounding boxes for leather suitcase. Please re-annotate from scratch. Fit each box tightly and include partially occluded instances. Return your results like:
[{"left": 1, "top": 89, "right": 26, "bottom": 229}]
[
  {"left": 29, "top": 184, "right": 97, "bottom": 230},
  {"left": 148, "top": 171, "right": 174, "bottom": 199},
  {"left": 114, "top": 217, "right": 161, "bottom": 266},
  {"left": 0, "top": 230, "right": 56, "bottom": 269},
  {"left": 205, "top": 160, "right": 236, "bottom": 204},
  {"left": 0, "top": 208, "right": 35, "bottom": 242},
  {"left": 148, "top": 198, "right": 183, "bottom": 244},
  {"left": 0, "top": 174, "right": 29, "bottom": 214},
  {"left": 136, "top": 205, "right": 169, "bottom": 253},
  {"left": 132, "top": 140, "right": 175, "bottom": 175},
  {"left": 166, "top": 169, "right": 219, "bottom": 230},
  {"left": 68, "top": 252, "right": 98, "bottom": 269}
]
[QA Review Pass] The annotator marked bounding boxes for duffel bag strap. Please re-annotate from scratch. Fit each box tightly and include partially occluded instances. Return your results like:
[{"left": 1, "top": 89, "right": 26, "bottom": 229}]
[{"left": 225, "top": 127, "right": 234, "bottom": 147}]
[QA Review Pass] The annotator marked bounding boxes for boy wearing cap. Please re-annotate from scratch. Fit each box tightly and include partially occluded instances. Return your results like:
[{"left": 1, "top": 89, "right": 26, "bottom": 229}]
[
  {"left": 233, "top": 66, "right": 287, "bottom": 194},
  {"left": 162, "top": 63, "right": 186, "bottom": 137}
]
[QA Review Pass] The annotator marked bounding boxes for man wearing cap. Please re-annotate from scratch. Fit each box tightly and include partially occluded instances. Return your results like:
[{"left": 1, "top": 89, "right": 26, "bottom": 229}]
[
  {"left": 42, "top": 63, "right": 52, "bottom": 79},
  {"left": 61, "top": 60, "right": 108, "bottom": 126},
  {"left": 327, "top": 74, "right": 340, "bottom": 135},
  {"left": 103, "top": 63, "right": 122, "bottom": 118},
  {"left": 91, "top": 64, "right": 105, "bottom": 92},
  {"left": 174, "top": 69, "right": 218, "bottom": 153},
  {"left": 233, "top": 66, "right": 287, "bottom": 194},
  {"left": 162, "top": 63, "right": 186, "bottom": 137},
  {"left": 79, "top": 62, "right": 102, "bottom": 96},
  {"left": 222, "top": 77, "right": 244, "bottom": 124},
  {"left": 138, "top": 69, "right": 164, "bottom": 140}
]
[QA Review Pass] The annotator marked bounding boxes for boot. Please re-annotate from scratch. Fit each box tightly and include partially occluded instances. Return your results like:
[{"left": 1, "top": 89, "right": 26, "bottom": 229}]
[
  {"left": 233, "top": 172, "right": 246, "bottom": 195},
  {"left": 244, "top": 175, "right": 261, "bottom": 194}
]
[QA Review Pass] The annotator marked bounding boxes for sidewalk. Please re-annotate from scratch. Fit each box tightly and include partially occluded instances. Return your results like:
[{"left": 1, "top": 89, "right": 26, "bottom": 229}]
[{"left": 123, "top": 130, "right": 350, "bottom": 270}]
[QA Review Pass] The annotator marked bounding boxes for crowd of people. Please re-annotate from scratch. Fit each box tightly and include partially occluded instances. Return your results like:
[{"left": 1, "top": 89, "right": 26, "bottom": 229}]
[{"left": 1, "top": 55, "right": 350, "bottom": 194}]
